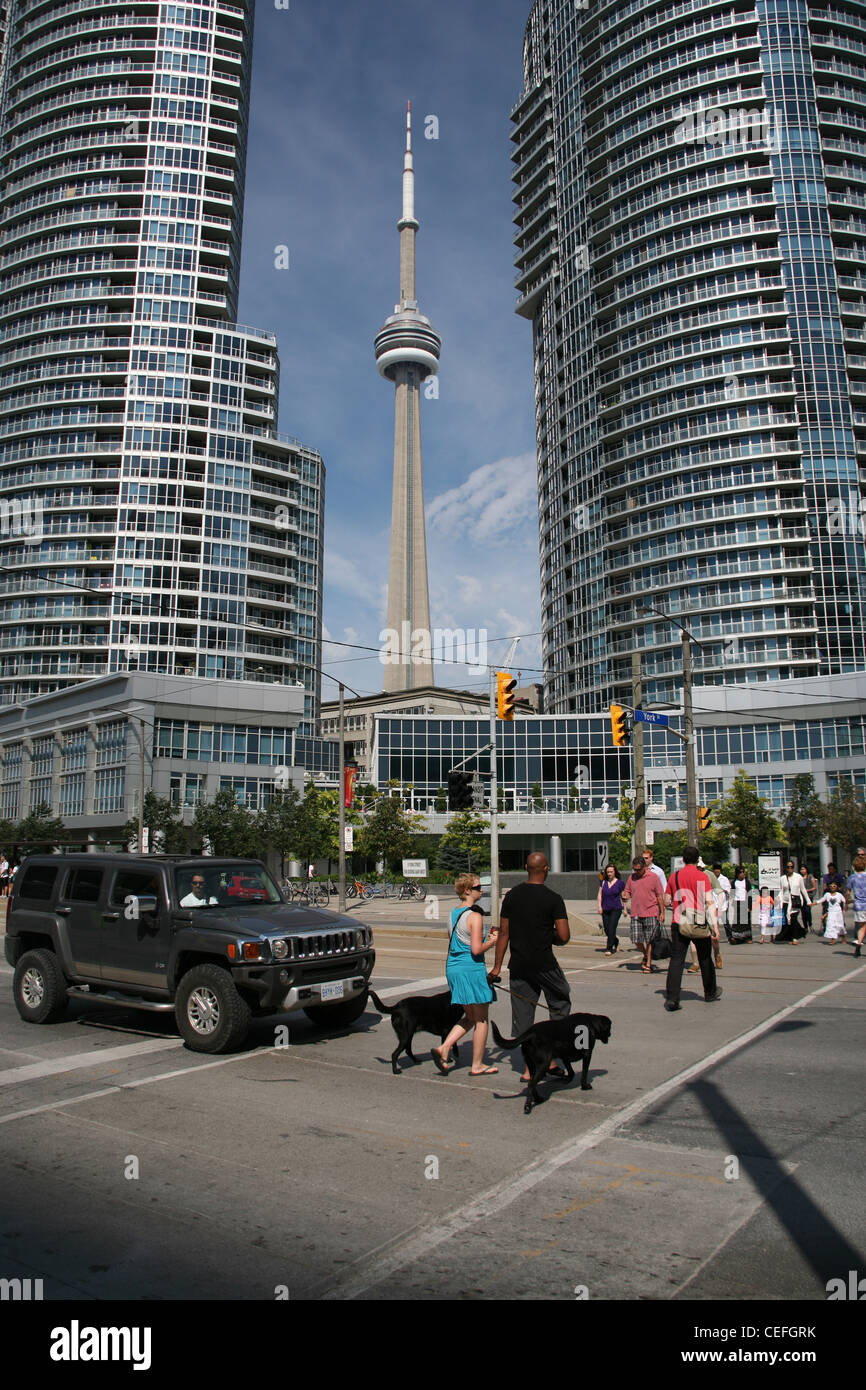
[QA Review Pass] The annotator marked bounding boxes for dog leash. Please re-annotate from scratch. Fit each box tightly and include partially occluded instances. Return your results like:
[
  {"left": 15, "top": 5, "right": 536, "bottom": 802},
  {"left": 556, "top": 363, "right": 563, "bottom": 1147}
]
[{"left": 487, "top": 977, "right": 553, "bottom": 1014}]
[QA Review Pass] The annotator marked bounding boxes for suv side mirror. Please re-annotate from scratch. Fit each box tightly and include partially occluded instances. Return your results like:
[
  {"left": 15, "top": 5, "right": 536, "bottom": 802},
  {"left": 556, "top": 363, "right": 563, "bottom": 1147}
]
[{"left": 135, "top": 894, "right": 159, "bottom": 917}]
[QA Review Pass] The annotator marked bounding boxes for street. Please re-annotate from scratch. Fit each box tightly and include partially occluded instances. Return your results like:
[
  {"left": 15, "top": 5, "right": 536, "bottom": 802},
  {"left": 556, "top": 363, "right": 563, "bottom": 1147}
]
[{"left": 0, "top": 902, "right": 863, "bottom": 1306}]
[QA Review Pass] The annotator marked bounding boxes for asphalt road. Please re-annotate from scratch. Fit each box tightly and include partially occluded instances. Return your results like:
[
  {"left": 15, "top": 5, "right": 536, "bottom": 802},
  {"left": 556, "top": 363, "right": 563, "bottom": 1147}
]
[{"left": 0, "top": 913, "right": 863, "bottom": 1313}]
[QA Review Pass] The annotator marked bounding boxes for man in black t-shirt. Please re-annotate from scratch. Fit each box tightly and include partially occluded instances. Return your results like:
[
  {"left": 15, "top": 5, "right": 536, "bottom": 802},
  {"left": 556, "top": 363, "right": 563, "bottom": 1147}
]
[{"left": 491, "top": 853, "right": 571, "bottom": 1077}]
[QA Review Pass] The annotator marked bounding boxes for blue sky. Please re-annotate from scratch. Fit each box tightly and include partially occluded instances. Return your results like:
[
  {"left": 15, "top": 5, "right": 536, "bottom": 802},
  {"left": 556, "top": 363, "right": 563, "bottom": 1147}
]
[{"left": 238, "top": 0, "right": 542, "bottom": 701}]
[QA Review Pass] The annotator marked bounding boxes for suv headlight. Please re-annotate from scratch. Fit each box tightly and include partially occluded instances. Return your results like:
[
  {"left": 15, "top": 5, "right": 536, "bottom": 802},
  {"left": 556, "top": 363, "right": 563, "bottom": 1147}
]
[{"left": 272, "top": 938, "right": 288, "bottom": 961}]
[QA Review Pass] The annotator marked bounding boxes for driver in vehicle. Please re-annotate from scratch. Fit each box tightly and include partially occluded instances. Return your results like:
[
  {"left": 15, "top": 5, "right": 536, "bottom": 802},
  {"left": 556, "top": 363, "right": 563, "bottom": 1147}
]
[{"left": 180, "top": 875, "right": 219, "bottom": 908}]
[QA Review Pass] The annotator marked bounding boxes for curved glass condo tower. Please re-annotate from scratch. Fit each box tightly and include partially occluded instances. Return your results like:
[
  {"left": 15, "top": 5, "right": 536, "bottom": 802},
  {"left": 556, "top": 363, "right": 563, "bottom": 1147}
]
[
  {"left": 0, "top": 0, "right": 324, "bottom": 728},
  {"left": 513, "top": 0, "right": 866, "bottom": 711}
]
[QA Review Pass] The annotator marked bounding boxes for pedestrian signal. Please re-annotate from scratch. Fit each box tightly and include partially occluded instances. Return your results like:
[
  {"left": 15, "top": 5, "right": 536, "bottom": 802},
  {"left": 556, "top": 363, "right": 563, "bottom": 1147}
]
[
  {"left": 496, "top": 671, "right": 517, "bottom": 721},
  {"left": 697, "top": 806, "right": 712, "bottom": 832},
  {"left": 610, "top": 705, "right": 630, "bottom": 746}
]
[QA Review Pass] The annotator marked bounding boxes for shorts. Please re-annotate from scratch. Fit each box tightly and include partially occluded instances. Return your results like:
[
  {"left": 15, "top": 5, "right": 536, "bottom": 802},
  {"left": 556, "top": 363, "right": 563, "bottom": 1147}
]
[{"left": 630, "top": 915, "right": 661, "bottom": 945}]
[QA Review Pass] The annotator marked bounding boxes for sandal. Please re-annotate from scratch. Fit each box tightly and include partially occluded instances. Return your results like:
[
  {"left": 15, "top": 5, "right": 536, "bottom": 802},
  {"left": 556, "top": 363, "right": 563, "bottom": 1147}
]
[
  {"left": 641, "top": 964, "right": 652, "bottom": 973},
  {"left": 469, "top": 1065, "right": 498, "bottom": 1074},
  {"left": 431, "top": 1048, "right": 454, "bottom": 1076}
]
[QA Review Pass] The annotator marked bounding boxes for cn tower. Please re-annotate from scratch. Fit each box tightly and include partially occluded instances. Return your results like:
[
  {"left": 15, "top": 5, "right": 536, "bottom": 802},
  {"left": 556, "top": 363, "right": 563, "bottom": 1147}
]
[{"left": 374, "top": 105, "right": 442, "bottom": 691}]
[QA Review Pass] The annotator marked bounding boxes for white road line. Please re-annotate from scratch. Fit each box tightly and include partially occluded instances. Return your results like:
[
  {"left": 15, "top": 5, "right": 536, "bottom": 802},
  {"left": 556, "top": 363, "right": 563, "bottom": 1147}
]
[
  {"left": 0, "top": 982, "right": 445, "bottom": 1110},
  {"left": 0, "top": 1037, "right": 182, "bottom": 1087},
  {"left": 0, "top": 1050, "right": 254, "bottom": 1126},
  {"left": 372, "top": 976, "right": 445, "bottom": 998},
  {"left": 317, "top": 962, "right": 866, "bottom": 1300}
]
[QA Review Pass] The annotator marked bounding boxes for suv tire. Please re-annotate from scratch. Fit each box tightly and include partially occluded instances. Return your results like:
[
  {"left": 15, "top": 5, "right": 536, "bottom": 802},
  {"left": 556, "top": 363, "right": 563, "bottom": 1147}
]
[
  {"left": 13, "top": 949, "right": 69, "bottom": 1025},
  {"left": 175, "top": 964, "right": 251, "bottom": 1053},
  {"left": 303, "top": 988, "right": 368, "bottom": 1029}
]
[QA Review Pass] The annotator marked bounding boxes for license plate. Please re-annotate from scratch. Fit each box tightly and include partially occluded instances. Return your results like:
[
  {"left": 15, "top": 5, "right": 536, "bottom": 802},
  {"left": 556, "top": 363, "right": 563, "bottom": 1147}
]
[{"left": 320, "top": 981, "right": 344, "bottom": 1001}]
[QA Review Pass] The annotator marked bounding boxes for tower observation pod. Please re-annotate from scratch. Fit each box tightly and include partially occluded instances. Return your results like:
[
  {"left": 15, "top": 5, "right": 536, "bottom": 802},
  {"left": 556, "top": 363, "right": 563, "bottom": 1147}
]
[{"left": 374, "top": 105, "right": 442, "bottom": 692}]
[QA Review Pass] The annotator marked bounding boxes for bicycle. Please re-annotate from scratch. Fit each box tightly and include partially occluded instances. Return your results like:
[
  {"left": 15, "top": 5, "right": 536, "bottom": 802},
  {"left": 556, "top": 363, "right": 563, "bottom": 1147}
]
[
  {"left": 295, "top": 882, "right": 328, "bottom": 906},
  {"left": 397, "top": 881, "right": 426, "bottom": 900},
  {"left": 285, "top": 879, "right": 327, "bottom": 906}
]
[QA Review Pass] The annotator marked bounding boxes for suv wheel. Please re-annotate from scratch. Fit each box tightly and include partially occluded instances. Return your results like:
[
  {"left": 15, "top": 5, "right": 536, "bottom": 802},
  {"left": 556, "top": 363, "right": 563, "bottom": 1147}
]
[
  {"left": 175, "top": 964, "right": 251, "bottom": 1053},
  {"left": 303, "top": 988, "right": 369, "bottom": 1029},
  {"left": 13, "top": 949, "right": 69, "bottom": 1024}
]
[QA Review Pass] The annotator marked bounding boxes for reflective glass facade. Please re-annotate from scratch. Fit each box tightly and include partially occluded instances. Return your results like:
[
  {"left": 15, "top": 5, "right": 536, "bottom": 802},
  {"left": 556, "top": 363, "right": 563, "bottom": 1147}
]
[
  {"left": 514, "top": 0, "right": 866, "bottom": 711},
  {"left": 0, "top": 1, "right": 324, "bottom": 729},
  {"left": 375, "top": 708, "right": 866, "bottom": 807}
]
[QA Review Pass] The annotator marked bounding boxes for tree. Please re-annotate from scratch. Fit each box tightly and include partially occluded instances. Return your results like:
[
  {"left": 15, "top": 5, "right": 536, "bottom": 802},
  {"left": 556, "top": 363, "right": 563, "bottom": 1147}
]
[
  {"left": 438, "top": 809, "right": 494, "bottom": 872},
  {"left": 820, "top": 780, "right": 866, "bottom": 862},
  {"left": 608, "top": 794, "right": 634, "bottom": 867},
  {"left": 193, "top": 789, "right": 259, "bottom": 858},
  {"left": 292, "top": 785, "right": 338, "bottom": 872},
  {"left": 712, "top": 771, "right": 786, "bottom": 861},
  {"left": 121, "top": 792, "right": 194, "bottom": 854},
  {"left": 647, "top": 830, "right": 687, "bottom": 877},
  {"left": 258, "top": 785, "right": 301, "bottom": 876},
  {"left": 437, "top": 841, "right": 474, "bottom": 878},
  {"left": 357, "top": 795, "right": 426, "bottom": 876},
  {"left": 783, "top": 774, "right": 823, "bottom": 864},
  {"left": 530, "top": 780, "right": 544, "bottom": 812},
  {"left": 697, "top": 817, "right": 733, "bottom": 864},
  {"left": 14, "top": 803, "right": 67, "bottom": 854}
]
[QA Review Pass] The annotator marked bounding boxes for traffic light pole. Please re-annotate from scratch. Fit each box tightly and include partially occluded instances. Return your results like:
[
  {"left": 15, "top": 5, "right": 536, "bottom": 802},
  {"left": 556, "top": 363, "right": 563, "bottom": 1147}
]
[
  {"left": 489, "top": 667, "right": 500, "bottom": 924},
  {"left": 631, "top": 651, "right": 646, "bottom": 857}
]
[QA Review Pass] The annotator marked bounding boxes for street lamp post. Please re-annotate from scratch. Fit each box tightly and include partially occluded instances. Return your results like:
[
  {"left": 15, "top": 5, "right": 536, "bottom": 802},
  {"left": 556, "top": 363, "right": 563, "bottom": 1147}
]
[
  {"left": 303, "top": 670, "right": 362, "bottom": 914},
  {"left": 337, "top": 682, "right": 346, "bottom": 912},
  {"left": 637, "top": 604, "right": 706, "bottom": 845},
  {"left": 631, "top": 649, "right": 646, "bottom": 855},
  {"left": 681, "top": 630, "right": 698, "bottom": 843}
]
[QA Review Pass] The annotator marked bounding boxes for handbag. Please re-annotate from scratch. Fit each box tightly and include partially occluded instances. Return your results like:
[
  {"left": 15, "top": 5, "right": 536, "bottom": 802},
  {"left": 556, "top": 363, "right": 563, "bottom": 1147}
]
[{"left": 674, "top": 870, "right": 711, "bottom": 939}]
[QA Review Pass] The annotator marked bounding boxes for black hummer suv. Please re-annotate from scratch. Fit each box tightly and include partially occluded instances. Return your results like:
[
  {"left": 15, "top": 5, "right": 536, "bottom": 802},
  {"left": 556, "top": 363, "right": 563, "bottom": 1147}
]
[{"left": 5, "top": 855, "right": 374, "bottom": 1053}]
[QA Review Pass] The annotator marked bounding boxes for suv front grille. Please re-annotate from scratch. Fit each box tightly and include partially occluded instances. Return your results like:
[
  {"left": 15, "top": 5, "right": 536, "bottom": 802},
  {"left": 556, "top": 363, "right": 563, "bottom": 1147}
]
[{"left": 280, "top": 929, "right": 366, "bottom": 961}]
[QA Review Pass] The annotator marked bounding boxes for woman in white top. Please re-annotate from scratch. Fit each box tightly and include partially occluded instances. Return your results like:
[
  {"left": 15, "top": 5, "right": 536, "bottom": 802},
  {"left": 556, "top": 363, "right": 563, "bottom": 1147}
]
[{"left": 779, "top": 862, "right": 811, "bottom": 944}]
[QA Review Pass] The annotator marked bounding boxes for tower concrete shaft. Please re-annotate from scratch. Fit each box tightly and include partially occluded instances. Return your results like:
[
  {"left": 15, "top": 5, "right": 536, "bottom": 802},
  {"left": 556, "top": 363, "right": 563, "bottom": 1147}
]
[{"left": 375, "top": 105, "right": 441, "bottom": 692}]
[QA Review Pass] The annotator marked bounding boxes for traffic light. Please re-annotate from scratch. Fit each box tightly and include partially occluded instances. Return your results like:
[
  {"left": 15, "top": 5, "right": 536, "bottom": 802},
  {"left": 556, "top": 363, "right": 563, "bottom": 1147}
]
[
  {"left": 697, "top": 806, "right": 712, "bottom": 833},
  {"left": 447, "top": 771, "right": 473, "bottom": 811},
  {"left": 496, "top": 671, "right": 517, "bottom": 720},
  {"left": 610, "top": 704, "right": 631, "bottom": 746}
]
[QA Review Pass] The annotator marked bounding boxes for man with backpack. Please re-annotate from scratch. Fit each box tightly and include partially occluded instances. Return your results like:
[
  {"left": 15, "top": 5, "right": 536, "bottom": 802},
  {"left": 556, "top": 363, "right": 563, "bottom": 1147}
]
[{"left": 663, "top": 846, "right": 721, "bottom": 1012}]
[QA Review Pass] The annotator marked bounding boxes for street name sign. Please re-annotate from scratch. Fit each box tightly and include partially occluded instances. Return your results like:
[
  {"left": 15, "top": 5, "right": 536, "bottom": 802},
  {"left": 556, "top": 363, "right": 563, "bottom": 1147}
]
[{"left": 634, "top": 710, "right": 669, "bottom": 726}]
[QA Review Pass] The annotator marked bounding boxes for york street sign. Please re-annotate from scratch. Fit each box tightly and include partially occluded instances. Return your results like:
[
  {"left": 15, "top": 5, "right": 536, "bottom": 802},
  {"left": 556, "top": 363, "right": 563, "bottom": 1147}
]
[{"left": 634, "top": 709, "right": 669, "bottom": 726}]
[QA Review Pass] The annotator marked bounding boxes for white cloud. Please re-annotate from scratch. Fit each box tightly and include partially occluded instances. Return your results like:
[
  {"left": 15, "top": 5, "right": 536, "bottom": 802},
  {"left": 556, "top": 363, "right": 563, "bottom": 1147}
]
[{"left": 426, "top": 453, "right": 538, "bottom": 544}]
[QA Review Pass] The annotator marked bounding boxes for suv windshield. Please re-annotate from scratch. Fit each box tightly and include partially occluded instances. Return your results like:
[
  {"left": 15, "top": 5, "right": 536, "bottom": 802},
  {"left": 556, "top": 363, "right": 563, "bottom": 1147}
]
[{"left": 174, "top": 863, "right": 282, "bottom": 909}]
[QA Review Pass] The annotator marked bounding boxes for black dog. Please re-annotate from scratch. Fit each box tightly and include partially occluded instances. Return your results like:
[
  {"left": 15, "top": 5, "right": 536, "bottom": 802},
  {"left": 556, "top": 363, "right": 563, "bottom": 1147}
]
[
  {"left": 369, "top": 989, "right": 464, "bottom": 1074},
  {"left": 492, "top": 1012, "right": 612, "bottom": 1114}
]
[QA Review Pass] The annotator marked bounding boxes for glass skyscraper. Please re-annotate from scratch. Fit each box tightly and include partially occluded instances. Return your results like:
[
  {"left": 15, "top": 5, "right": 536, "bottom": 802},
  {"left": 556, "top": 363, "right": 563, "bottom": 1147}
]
[
  {"left": 0, "top": 0, "right": 324, "bottom": 730},
  {"left": 513, "top": 0, "right": 866, "bottom": 712}
]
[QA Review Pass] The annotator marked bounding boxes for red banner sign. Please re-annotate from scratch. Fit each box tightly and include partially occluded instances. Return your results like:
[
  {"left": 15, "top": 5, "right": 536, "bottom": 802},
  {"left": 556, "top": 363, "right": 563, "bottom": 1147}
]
[{"left": 343, "top": 764, "right": 357, "bottom": 809}]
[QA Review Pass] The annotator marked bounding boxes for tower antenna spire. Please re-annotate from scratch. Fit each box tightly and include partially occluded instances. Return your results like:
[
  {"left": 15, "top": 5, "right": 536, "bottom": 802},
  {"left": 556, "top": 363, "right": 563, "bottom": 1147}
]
[
  {"left": 374, "top": 109, "right": 442, "bottom": 692},
  {"left": 402, "top": 101, "right": 415, "bottom": 229}
]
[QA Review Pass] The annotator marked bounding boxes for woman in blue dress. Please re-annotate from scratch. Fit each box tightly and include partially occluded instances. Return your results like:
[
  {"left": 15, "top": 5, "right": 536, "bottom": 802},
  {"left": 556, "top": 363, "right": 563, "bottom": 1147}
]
[{"left": 432, "top": 873, "right": 500, "bottom": 1076}]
